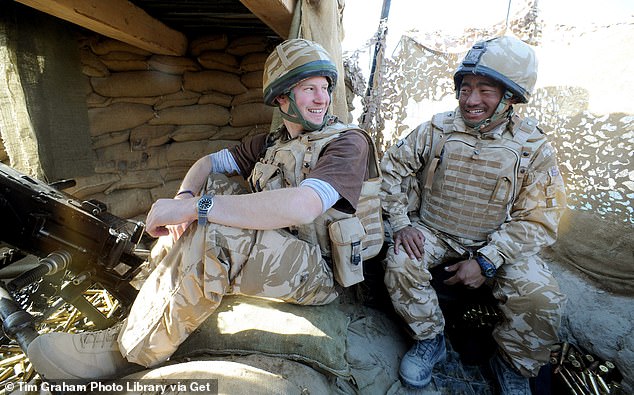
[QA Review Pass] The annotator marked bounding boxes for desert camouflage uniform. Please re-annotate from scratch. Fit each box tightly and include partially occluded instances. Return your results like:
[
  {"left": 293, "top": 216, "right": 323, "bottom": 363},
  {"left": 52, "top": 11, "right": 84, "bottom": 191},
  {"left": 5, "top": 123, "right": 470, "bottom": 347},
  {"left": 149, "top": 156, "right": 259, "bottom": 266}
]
[
  {"left": 381, "top": 109, "right": 567, "bottom": 377},
  {"left": 119, "top": 124, "right": 379, "bottom": 367}
]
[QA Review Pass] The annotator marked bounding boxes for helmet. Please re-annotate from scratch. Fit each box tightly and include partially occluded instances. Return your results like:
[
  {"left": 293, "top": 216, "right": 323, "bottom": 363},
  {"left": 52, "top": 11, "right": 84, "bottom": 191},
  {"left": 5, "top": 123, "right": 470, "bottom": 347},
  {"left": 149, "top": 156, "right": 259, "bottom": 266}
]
[
  {"left": 454, "top": 36, "right": 537, "bottom": 103},
  {"left": 263, "top": 39, "right": 338, "bottom": 106}
]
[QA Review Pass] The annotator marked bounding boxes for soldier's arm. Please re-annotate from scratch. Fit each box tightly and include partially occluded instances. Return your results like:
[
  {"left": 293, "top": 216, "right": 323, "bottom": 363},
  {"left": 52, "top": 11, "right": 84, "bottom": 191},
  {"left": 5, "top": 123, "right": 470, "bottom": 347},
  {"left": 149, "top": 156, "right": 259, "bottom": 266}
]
[
  {"left": 478, "top": 140, "right": 566, "bottom": 268},
  {"left": 379, "top": 124, "right": 430, "bottom": 232}
]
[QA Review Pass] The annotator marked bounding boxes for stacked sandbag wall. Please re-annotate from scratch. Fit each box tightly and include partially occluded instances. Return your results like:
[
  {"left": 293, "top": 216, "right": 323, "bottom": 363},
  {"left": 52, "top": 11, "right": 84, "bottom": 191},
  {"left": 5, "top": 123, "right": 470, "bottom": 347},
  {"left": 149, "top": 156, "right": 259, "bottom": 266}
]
[{"left": 67, "top": 34, "right": 279, "bottom": 220}]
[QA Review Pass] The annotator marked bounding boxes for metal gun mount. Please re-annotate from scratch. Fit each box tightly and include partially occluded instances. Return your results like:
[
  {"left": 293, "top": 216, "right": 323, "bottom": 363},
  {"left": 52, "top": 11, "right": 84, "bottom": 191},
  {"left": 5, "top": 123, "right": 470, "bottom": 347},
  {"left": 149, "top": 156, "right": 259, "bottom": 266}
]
[{"left": 0, "top": 162, "right": 147, "bottom": 349}]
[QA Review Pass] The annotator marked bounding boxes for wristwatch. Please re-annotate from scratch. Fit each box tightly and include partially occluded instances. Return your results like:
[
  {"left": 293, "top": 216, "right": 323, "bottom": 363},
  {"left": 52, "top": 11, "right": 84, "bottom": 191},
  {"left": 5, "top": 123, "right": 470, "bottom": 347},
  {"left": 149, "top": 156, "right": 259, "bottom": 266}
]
[
  {"left": 475, "top": 253, "right": 497, "bottom": 278},
  {"left": 196, "top": 194, "right": 215, "bottom": 225}
]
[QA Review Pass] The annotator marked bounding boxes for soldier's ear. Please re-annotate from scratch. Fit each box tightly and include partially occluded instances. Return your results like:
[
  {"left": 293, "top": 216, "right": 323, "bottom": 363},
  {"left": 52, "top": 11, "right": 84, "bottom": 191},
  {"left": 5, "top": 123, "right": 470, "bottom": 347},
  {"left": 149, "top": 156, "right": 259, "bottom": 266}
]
[{"left": 275, "top": 95, "right": 289, "bottom": 106}]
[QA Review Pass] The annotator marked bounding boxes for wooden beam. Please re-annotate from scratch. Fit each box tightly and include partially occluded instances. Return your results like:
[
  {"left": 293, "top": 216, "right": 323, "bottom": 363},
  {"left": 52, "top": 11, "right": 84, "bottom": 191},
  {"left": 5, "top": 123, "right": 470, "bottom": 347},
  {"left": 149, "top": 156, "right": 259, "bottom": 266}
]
[
  {"left": 14, "top": 0, "right": 188, "bottom": 56},
  {"left": 239, "top": 0, "right": 295, "bottom": 38}
]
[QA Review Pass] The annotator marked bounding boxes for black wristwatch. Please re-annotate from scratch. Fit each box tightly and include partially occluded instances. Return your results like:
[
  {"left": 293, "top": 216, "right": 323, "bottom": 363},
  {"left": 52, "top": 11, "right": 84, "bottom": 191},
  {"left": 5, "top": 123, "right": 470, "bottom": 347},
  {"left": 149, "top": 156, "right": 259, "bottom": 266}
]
[
  {"left": 475, "top": 253, "right": 497, "bottom": 278},
  {"left": 197, "top": 194, "right": 215, "bottom": 225}
]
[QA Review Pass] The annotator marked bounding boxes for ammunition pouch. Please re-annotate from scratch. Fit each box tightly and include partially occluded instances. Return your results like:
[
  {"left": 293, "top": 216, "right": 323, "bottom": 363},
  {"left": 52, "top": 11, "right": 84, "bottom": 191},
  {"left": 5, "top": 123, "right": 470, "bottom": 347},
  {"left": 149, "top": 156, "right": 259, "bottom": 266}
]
[
  {"left": 328, "top": 216, "right": 366, "bottom": 287},
  {"left": 250, "top": 162, "right": 283, "bottom": 191}
]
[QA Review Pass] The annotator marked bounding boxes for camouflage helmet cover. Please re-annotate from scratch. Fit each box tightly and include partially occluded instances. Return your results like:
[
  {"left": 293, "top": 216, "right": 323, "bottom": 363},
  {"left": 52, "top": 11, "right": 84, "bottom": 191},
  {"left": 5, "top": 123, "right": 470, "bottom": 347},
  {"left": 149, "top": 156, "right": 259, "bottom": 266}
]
[
  {"left": 263, "top": 38, "right": 338, "bottom": 106},
  {"left": 454, "top": 36, "right": 538, "bottom": 103}
]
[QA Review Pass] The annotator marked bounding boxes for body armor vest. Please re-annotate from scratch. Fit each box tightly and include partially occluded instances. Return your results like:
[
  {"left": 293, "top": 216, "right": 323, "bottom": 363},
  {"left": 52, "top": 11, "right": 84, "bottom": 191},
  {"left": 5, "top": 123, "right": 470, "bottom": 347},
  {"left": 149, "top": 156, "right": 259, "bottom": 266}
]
[
  {"left": 419, "top": 111, "right": 544, "bottom": 241},
  {"left": 248, "top": 122, "right": 384, "bottom": 261}
]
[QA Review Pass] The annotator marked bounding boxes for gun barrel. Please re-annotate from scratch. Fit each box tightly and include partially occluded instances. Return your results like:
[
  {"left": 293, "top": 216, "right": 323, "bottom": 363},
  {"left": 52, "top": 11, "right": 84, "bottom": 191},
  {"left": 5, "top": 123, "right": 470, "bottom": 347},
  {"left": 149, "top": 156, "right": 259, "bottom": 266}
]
[
  {"left": 8, "top": 250, "right": 72, "bottom": 292},
  {"left": 0, "top": 286, "right": 38, "bottom": 352}
]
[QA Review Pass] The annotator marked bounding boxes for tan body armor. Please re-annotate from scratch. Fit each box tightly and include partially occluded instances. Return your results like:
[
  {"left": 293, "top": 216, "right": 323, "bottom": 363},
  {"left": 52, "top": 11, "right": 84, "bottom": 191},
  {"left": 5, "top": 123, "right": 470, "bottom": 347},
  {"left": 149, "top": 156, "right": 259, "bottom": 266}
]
[
  {"left": 248, "top": 122, "right": 384, "bottom": 286},
  {"left": 419, "top": 111, "right": 544, "bottom": 241}
]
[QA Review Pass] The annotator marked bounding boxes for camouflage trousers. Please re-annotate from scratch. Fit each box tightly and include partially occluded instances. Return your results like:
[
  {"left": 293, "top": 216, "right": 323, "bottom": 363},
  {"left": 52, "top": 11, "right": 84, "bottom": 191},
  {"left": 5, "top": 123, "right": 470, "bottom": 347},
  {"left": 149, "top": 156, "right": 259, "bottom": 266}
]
[
  {"left": 384, "top": 220, "right": 566, "bottom": 377},
  {"left": 118, "top": 175, "right": 339, "bottom": 367}
]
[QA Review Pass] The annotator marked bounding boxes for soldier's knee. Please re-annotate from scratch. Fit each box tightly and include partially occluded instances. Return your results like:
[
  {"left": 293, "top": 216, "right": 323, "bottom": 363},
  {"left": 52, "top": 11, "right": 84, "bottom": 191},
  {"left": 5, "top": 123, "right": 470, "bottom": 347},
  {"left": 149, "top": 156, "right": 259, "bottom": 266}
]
[
  {"left": 384, "top": 249, "right": 431, "bottom": 291},
  {"left": 508, "top": 283, "right": 565, "bottom": 321}
]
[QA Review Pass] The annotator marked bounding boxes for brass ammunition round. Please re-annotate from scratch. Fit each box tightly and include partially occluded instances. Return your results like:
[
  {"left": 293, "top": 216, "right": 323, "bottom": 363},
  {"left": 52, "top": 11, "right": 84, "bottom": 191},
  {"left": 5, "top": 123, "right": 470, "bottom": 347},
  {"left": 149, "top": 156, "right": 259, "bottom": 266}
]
[
  {"left": 598, "top": 365, "right": 609, "bottom": 375},
  {"left": 571, "top": 360, "right": 582, "bottom": 370},
  {"left": 587, "top": 360, "right": 600, "bottom": 372},
  {"left": 584, "top": 354, "right": 595, "bottom": 363},
  {"left": 604, "top": 361, "right": 615, "bottom": 370},
  {"left": 559, "top": 342, "right": 570, "bottom": 366},
  {"left": 596, "top": 375, "right": 610, "bottom": 394}
]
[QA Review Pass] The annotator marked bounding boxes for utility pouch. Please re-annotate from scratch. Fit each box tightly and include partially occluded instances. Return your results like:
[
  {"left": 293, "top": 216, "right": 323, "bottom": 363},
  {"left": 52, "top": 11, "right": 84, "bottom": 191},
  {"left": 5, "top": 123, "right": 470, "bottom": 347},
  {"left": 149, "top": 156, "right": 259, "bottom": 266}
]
[
  {"left": 249, "top": 162, "right": 282, "bottom": 191},
  {"left": 328, "top": 216, "right": 366, "bottom": 287}
]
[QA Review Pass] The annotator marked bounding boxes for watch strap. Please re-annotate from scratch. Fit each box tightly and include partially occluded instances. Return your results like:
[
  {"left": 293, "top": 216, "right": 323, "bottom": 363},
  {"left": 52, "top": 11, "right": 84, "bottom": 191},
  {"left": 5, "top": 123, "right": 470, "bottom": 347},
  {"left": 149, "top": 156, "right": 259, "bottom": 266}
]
[
  {"left": 197, "top": 194, "right": 214, "bottom": 225},
  {"left": 475, "top": 253, "right": 496, "bottom": 278}
]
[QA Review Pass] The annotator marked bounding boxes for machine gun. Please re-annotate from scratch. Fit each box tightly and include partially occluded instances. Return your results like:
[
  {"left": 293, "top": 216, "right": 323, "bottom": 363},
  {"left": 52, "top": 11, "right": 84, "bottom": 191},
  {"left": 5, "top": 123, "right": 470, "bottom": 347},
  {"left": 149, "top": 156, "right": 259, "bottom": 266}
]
[{"left": 0, "top": 162, "right": 146, "bottom": 353}]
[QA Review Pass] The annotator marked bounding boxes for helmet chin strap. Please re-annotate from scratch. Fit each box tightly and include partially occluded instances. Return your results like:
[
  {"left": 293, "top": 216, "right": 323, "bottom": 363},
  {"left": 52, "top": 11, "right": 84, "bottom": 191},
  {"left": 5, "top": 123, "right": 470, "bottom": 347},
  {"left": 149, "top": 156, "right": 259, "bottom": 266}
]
[
  {"left": 464, "top": 91, "right": 514, "bottom": 132},
  {"left": 279, "top": 91, "right": 329, "bottom": 132}
]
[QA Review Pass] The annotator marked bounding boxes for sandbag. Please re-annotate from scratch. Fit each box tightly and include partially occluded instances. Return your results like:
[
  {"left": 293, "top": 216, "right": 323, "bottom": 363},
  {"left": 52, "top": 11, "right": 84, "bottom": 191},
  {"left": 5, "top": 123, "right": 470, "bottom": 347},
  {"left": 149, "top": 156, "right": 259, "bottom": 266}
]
[
  {"left": 94, "top": 144, "right": 167, "bottom": 173},
  {"left": 197, "top": 51, "right": 240, "bottom": 73},
  {"left": 88, "top": 103, "right": 155, "bottom": 135},
  {"left": 150, "top": 179, "right": 182, "bottom": 200},
  {"left": 226, "top": 36, "right": 271, "bottom": 56},
  {"left": 104, "top": 169, "right": 165, "bottom": 194},
  {"left": 215, "top": 124, "right": 269, "bottom": 140},
  {"left": 240, "top": 52, "right": 268, "bottom": 72},
  {"left": 92, "top": 130, "right": 130, "bottom": 149},
  {"left": 170, "top": 125, "right": 219, "bottom": 142},
  {"left": 183, "top": 70, "right": 247, "bottom": 95},
  {"left": 198, "top": 91, "right": 233, "bottom": 107},
  {"left": 189, "top": 34, "right": 229, "bottom": 56},
  {"left": 91, "top": 71, "right": 182, "bottom": 97},
  {"left": 171, "top": 295, "right": 351, "bottom": 377},
  {"left": 231, "top": 88, "right": 265, "bottom": 106},
  {"left": 149, "top": 104, "right": 230, "bottom": 126},
  {"left": 100, "top": 51, "right": 149, "bottom": 72},
  {"left": 79, "top": 49, "right": 109, "bottom": 77},
  {"left": 166, "top": 140, "right": 239, "bottom": 167},
  {"left": 130, "top": 124, "right": 175, "bottom": 150},
  {"left": 148, "top": 55, "right": 200, "bottom": 75},
  {"left": 546, "top": 208, "right": 634, "bottom": 295},
  {"left": 121, "top": 358, "right": 333, "bottom": 395},
  {"left": 64, "top": 173, "right": 121, "bottom": 198},
  {"left": 111, "top": 97, "right": 159, "bottom": 106},
  {"left": 241, "top": 71, "right": 263, "bottom": 89},
  {"left": 231, "top": 103, "right": 273, "bottom": 127},
  {"left": 101, "top": 59, "right": 149, "bottom": 72},
  {"left": 86, "top": 92, "right": 111, "bottom": 108},
  {"left": 161, "top": 167, "right": 189, "bottom": 183},
  {"left": 90, "top": 38, "right": 152, "bottom": 56},
  {"left": 92, "top": 188, "right": 153, "bottom": 218},
  {"left": 154, "top": 91, "right": 201, "bottom": 110}
]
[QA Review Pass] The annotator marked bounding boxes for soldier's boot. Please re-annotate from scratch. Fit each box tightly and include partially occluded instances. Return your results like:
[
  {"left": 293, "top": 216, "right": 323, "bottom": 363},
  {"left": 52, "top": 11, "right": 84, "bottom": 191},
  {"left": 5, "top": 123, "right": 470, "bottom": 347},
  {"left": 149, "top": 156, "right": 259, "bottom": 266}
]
[
  {"left": 26, "top": 325, "right": 137, "bottom": 380},
  {"left": 399, "top": 333, "right": 446, "bottom": 388},
  {"left": 489, "top": 352, "right": 531, "bottom": 395}
]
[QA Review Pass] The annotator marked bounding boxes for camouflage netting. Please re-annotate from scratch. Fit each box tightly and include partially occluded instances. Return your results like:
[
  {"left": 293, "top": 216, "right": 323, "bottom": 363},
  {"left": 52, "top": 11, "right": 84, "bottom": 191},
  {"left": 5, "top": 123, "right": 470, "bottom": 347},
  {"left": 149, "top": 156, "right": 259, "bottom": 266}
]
[{"left": 345, "top": 2, "right": 634, "bottom": 296}]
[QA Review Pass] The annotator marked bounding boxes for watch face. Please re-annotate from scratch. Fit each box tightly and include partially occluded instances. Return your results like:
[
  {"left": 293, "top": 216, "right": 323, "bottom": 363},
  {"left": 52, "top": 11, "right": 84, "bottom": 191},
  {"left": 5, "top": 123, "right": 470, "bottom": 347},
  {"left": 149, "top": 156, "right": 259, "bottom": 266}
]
[{"left": 198, "top": 197, "right": 213, "bottom": 209}]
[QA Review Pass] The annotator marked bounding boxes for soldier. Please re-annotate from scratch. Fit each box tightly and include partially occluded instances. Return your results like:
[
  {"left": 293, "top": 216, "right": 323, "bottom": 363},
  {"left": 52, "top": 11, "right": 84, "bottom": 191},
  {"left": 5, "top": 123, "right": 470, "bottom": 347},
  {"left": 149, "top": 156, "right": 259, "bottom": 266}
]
[
  {"left": 380, "top": 36, "right": 567, "bottom": 394},
  {"left": 27, "top": 38, "right": 382, "bottom": 380}
]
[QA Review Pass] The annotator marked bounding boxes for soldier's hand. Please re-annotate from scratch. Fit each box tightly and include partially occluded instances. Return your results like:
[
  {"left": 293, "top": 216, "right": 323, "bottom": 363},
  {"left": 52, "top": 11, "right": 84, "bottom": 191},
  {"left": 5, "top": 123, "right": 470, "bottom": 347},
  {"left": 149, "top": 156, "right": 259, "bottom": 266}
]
[
  {"left": 167, "top": 222, "right": 193, "bottom": 241},
  {"left": 443, "top": 259, "right": 486, "bottom": 289},
  {"left": 393, "top": 226, "right": 425, "bottom": 260},
  {"left": 146, "top": 198, "right": 197, "bottom": 238}
]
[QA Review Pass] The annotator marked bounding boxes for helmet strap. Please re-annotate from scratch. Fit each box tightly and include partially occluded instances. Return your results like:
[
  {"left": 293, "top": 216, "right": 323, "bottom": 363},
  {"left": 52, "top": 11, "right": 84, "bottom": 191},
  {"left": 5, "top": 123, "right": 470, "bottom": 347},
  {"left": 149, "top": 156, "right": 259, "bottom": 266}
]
[{"left": 278, "top": 90, "right": 329, "bottom": 132}]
